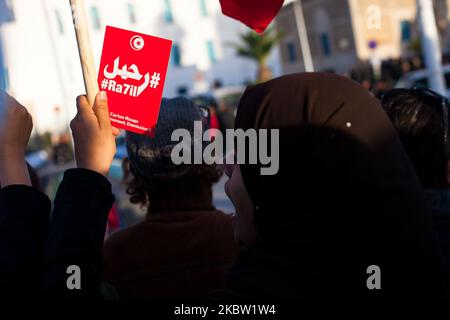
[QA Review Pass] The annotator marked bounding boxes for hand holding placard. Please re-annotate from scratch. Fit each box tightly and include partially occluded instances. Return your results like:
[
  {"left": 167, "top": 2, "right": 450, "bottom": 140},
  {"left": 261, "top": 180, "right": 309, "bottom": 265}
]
[{"left": 71, "top": 92, "right": 118, "bottom": 176}]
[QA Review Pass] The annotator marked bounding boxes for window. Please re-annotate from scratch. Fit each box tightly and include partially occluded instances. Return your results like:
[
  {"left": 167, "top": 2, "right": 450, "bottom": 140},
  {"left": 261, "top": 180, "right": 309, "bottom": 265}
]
[
  {"left": 177, "top": 86, "right": 188, "bottom": 96},
  {"left": 164, "top": 0, "right": 174, "bottom": 23},
  {"left": 320, "top": 33, "right": 332, "bottom": 57},
  {"left": 401, "top": 20, "right": 411, "bottom": 42},
  {"left": 171, "top": 44, "right": 181, "bottom": 66},
  {"left": 55, "top": 10, "right": 64, "bottom": 34},
  {"left": 90, "top": 6, "right": 102, "bottom": 30},
  {"left": 206, "top": 41, "right": 217, "bottom": 64},
  {"left": 199, "top": 0, "right": 208, "bottom": 17},
  {"left": 286, "top": 41, "right": 297, "bottom": 63},
  {"left": 127, "top": 3, "right": 137, "bottom": 24}
]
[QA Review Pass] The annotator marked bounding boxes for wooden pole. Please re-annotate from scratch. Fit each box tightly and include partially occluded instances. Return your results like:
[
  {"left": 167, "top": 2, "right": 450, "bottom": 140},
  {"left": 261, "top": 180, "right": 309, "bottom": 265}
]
[{"left": 69, "top": 0, "right": 99, "bottom": 106}]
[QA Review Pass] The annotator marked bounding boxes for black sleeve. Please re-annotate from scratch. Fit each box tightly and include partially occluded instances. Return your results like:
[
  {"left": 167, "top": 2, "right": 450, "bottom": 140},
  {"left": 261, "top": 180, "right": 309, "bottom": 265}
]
[
  {"left": 42, "top": 168, "right": 114, "bottom": 300},
  {"left": 0, "top": 185, "right": 51, "bottom": 299}
]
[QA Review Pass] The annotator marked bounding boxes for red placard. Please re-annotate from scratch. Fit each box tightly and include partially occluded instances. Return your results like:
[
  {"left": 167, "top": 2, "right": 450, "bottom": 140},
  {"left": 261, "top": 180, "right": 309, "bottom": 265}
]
[{"left": 98, "top": 26, "right": 172, "bottom": 136}]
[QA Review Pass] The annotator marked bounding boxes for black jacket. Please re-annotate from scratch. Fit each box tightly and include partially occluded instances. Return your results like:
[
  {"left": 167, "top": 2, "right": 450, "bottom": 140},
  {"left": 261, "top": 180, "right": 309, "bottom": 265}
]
[
  {"left": 0, "top": 168, "right": 114, "bottom": 299},
  {"left": 42, "top": 168, "right": 114, "bottom": 299},
  {"left": 0, "top": 185, "right": 50, "bottom": 299}
]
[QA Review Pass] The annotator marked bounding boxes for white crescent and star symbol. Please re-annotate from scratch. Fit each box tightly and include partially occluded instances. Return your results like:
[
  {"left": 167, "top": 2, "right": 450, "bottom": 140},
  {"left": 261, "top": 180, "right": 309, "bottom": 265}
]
[{"left": 130, "top": 35, "right": 145, "bottom": 51}]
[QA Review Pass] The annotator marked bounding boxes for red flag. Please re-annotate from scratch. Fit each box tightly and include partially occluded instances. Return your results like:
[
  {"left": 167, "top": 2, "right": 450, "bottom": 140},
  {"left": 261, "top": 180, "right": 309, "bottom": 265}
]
[{"left": 219, "top": 0, "right": 284, "bottom": 33}]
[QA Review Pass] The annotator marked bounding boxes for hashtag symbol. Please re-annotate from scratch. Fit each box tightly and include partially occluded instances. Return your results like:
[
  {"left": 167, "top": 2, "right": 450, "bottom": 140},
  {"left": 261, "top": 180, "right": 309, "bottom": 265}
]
[
  {"left": 101, "top": 79, "right": 109, "bottom": 89},
  {"left": 150, "top": 73, "right": 161, "bottom": 89}
]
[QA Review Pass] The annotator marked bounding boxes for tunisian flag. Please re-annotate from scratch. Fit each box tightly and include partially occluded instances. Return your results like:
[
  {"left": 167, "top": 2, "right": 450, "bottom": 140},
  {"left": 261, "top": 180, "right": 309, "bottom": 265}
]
[{"left": 219, "top": 0, "right": 284, "bottom": 33}]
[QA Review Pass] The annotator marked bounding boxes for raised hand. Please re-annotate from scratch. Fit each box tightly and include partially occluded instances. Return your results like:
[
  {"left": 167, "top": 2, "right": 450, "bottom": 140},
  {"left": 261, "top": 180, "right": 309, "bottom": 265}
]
[
  {"left": 70, "top": 91, "right": 119, "bottom": 176},
  {"left": 0, "top": 91, "right": 33, "bottom": 187}
]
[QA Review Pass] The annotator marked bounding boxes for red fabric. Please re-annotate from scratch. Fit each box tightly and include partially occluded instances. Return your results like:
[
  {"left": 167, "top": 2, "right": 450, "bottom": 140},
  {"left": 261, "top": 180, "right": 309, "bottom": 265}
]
[
  {"left": 219, "top": 0, "right": 284, "bottom": 33},
  {"left": 107, "top": 204, "right": 120, "bottom": 233},
  {"left": 209, "top": 112, "right": 220, "bottom": 140},
  {"left": 210, "top": 113, "right": 220, "bottom": 131}
]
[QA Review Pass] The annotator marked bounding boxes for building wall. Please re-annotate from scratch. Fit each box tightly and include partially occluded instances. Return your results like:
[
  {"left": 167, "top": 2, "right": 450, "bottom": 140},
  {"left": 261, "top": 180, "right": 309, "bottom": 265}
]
[
  {"left": 0, "top": 0, "right": 13, "bottom": 90},
  {"left": 276, "top": 0, "right": 358, "bottom": 74},
  {"left": 277, "top": 0, "right": 450, "bottom": 74},
  {"left": 348, "top": 0, "right": 416, "bottom": 61},
  {"left": 0, "top": 0, "right": 72, "bottom": 133},
  {"left": 435, "top": 0, "right": 450, "bottom": 54},
  {"left": 0, "top": 0, "right": 281, "bottom": 134}
]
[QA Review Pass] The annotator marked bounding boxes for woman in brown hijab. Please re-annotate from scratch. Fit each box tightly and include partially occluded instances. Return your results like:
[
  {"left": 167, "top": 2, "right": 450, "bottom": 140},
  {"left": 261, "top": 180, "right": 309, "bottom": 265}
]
[{"left": 222, "top": 73, "right": 447, "bottom": 299}]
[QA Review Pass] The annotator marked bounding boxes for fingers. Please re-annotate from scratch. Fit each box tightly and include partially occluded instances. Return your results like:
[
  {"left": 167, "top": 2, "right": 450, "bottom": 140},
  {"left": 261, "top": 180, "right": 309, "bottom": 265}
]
[
  {"left": 92, "top": 91, "right": 111, "bottom": 130},
  {"left": 4, "top": 94, "right": 31, "bottom": 121},
  {"left": 25, "top": 112, "right": 33, "bottom": 136},
  {"left": 0, "top": 91, "right": 24, "bottom": 111},
  {"left": 73, "top": 92, "right": 119, "bottom": 136},
  {"left": 76, "top": 95, "right": 93, "bottom": 118}
]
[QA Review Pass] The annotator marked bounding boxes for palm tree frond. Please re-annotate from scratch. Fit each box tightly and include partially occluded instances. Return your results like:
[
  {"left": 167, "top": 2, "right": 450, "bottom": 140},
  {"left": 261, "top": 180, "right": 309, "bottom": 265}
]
[{"left": 230, "top": 27, "right": 284, "bottom": 82}]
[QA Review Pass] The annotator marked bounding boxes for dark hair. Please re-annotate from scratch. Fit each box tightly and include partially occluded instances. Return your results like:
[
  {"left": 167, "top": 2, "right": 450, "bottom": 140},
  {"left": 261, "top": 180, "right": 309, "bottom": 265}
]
[
  {"left": 382, "top": 88, "right": 449, "bottom": 188},
  {"left": 122, "top": 157, "right": 222, "bottom": 208}
]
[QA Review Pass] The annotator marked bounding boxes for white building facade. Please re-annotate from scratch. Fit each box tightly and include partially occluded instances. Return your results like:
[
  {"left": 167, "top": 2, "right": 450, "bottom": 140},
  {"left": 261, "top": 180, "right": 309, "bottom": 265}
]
[{"left": 0, "top": 0, "right": 281, "bottom": 133}]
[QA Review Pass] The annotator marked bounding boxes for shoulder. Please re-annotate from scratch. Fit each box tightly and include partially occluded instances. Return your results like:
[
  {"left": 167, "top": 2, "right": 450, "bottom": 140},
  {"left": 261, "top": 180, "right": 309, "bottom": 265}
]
[
  {"left": 204, "top": 210, "right": 235, "bottom": 229},
  {"left": 102, "top": 223, "right": 145, "bottom": 281},
  {"left": 202, "top": 210, "right": 237, "bottom": 247},
  {"left": 103, "top": 221, "right": 145, "bottom": 253}
]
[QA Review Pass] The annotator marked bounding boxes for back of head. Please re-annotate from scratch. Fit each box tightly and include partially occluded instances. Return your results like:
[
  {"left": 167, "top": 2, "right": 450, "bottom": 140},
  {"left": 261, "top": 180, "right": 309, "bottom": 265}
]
[
  {"left": 382, "top": 88, "right": 449, "bottom": 189},
  {"left": 125, "top": 97, "right": 221, "bottom": 208}
]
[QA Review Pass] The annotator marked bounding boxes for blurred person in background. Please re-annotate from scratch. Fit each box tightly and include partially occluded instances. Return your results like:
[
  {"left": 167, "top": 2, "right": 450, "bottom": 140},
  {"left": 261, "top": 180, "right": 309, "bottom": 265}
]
[
  {"left": 350, "top": 59, "right": 375, "bottom": 91},
  {"left": 102, "top": 98, "right": 237, "bottom": 300},
  {"left": 382, "top": 88, "right": 450, "bottom": 269},
  {"left": 217, "top": 100, "right": 235, "bottom": 132},
  {"left": 52, "top": 133, "right": 74, "bottom": 165}
]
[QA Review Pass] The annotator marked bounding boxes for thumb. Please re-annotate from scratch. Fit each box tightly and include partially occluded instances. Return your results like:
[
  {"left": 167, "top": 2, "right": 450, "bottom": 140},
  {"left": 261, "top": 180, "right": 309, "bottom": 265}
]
[{"left": 92, "top": 91, "right": 111, "bottom": 129}]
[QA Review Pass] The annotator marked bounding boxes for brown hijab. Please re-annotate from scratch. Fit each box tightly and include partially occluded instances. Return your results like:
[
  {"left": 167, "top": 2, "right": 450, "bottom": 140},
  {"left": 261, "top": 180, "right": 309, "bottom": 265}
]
[{"left": 230, "top": 73, "right": 446, "bottom": 299}]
